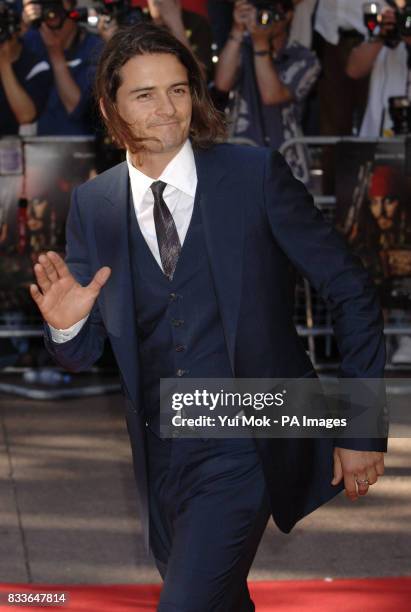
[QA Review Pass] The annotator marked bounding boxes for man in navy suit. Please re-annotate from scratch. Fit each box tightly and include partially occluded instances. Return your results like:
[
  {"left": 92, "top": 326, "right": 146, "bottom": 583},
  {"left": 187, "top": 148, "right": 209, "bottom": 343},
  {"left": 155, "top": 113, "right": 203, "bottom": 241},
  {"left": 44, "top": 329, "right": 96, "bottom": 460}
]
[{"left": 31, "top": 22, "right": 387, "bottom": 611}]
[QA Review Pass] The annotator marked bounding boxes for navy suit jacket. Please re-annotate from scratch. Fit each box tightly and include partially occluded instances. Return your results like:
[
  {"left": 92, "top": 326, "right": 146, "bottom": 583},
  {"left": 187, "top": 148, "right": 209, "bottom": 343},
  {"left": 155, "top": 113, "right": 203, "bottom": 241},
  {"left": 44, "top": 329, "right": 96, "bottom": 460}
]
[{"left": 44, "top": 143, "right": 387, "bottom": 553}]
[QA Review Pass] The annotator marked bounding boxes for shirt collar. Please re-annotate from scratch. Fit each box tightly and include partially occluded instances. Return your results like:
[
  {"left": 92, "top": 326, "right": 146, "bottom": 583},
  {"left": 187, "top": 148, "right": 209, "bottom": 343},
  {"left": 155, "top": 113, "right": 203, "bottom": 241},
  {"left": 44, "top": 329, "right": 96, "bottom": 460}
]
[
  {"left": 126, "top": 154, "right": 154, "bottom": 213},
  {"left": 159, "top": 139, "right": 197, "bottom": 198},
  {"left": 126, "top": 139, "right": 197, "bottom": 213}
]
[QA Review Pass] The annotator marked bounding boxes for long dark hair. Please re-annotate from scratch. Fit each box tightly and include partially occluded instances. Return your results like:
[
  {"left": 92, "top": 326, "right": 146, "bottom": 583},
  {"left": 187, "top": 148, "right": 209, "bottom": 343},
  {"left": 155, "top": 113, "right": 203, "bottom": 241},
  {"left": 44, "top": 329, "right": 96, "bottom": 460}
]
[{"left": 95, "top": 22, "right": 227, "bottom": 153}]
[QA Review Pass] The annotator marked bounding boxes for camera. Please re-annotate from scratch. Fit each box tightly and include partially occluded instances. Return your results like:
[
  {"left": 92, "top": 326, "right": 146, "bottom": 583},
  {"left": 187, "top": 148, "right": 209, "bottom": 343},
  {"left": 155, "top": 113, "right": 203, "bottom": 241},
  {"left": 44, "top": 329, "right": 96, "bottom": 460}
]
[
  {"left": 250, "top": 0, "right": 293, "bottom": 27},
  {"left": 28, "top": 0, "right": 71, "bottom": 30},
  {"left": 0, "top": 1, "right": 20, "bottom": 43},
  {"left": 363, "top": 1, "right": 411, "bottom": 47},
  {"left": 70, "top": 0, "right": 146, "bottom": 28}
]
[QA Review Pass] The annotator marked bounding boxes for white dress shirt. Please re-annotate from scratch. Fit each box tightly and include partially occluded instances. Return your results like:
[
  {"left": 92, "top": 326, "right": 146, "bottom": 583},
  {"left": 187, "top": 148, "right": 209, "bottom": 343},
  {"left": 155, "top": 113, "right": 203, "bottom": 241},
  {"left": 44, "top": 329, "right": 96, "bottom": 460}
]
[
  {"left": 127, "top": 138, "right": 197, "bottom": 269},
  {"left": 50, "top": 139, "right": 197, "bottom": 343}
]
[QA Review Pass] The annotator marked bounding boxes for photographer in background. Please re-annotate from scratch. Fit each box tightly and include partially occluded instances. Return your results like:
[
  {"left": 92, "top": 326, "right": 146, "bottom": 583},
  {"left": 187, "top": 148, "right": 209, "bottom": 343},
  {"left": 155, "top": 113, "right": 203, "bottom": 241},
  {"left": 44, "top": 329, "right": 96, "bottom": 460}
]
[
  {"left": 214, "top": 0, "right": 320, "bottom": 182},
  {"left": 22, "top": 0, "right": 103, "bottom": 135},
  {"left": 0, "top": 0, "right": 51, "bottom": 135},
  {"left": 346, "top": 0, "right": 411, "bottom": 137}
]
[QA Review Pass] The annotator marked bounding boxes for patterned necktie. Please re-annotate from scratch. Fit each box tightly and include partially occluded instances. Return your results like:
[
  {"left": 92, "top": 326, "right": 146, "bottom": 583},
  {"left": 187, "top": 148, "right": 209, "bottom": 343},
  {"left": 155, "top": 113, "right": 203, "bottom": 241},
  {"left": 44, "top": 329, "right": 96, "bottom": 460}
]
[{"left": 150, "top": 180, "right": 181, "bottom": 280}]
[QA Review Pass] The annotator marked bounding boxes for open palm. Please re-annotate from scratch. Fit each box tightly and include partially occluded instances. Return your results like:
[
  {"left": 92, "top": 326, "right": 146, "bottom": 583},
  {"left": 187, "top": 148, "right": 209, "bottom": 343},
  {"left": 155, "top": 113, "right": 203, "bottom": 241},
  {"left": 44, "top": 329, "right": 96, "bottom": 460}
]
[{"left": 30, "top": 251, "right": 111, "bottom": 330}]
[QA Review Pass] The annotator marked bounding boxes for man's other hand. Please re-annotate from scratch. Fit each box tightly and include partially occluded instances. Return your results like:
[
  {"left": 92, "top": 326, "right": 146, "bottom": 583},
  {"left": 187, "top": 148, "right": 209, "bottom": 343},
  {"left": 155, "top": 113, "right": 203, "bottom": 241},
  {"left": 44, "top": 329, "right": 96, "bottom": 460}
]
[
  {"left": 30, "top": 251, "right": 111, "bottom": 329},
  {"left": 331, "top": 447, "right": 385, "bottom": 500}
]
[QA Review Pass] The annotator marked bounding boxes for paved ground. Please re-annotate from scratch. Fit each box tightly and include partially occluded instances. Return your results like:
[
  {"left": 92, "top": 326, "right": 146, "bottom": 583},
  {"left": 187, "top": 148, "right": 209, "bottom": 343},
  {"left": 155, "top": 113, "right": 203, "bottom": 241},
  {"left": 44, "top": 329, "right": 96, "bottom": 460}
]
[{"left": 1, "top": 381, "right": 410, "bottom": 585}]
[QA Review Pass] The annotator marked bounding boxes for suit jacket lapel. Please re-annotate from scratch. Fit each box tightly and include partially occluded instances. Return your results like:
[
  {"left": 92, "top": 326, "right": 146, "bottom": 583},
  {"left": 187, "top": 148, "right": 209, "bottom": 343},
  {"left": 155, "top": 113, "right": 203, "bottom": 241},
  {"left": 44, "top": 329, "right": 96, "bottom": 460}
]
[
  {"left": 94, "top": 162, "right": 140, "bottom": 404},
  {"left": 195, "top": 147, "right": 245, "bottom": 374},
  {"left": 94, "top": 162, "right": 130, "bottom": 334}
]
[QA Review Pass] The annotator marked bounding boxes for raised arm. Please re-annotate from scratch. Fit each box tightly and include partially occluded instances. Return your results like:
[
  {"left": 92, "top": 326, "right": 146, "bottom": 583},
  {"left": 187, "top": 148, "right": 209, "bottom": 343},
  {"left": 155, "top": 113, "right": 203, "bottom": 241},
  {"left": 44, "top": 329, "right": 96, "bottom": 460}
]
[
  {"left": 31, "top": 188, "right": 111, "bottom": 371},
  {"left": 0, "top": 39, "right": 37, "bottom": 124},
  {"left": 214, "top": 0, "right": 250, "bottom": 92},
  {"left": 346, "top": 7, "right": 395, "bottom": 79}
]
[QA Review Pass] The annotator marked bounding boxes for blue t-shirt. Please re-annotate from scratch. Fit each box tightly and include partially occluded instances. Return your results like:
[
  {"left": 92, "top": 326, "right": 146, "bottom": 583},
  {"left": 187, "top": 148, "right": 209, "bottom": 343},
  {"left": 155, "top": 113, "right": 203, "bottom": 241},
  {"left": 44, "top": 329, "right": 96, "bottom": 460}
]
[
  {"left": 0, "top": 39, "right": 52, "bottom": 136},
  {"left": 23, "top": 28, "right": 103, "bottom": 136}
]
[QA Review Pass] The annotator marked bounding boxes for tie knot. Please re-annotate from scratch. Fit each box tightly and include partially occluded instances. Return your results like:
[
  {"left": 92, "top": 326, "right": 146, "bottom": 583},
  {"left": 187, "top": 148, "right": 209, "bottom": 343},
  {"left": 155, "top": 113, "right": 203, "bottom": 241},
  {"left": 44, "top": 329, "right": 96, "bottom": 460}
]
[{"left": 150, "top": 180, "right": 167, "bottom": 200}]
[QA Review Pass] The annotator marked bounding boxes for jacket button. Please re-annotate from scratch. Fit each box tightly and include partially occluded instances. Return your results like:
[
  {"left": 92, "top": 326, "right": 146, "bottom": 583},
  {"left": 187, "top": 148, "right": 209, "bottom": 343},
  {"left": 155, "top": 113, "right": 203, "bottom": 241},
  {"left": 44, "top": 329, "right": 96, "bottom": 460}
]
[
  {"left": 175, "top": 344, "right": 186, "bottom": 352},
  {"left": 169, "top": 292, "right": 177, "bottom": 301},
  {"left": 176, "top": 369, "right": 188, "bottom": 377}
]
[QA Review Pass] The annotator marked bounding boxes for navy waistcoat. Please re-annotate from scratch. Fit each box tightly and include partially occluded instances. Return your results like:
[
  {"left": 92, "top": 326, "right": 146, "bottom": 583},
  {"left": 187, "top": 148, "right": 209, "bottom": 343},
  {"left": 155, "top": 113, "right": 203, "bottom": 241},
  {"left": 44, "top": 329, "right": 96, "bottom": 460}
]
[{"left": 128, "top": 185, "right": 233, "bottom": 432}]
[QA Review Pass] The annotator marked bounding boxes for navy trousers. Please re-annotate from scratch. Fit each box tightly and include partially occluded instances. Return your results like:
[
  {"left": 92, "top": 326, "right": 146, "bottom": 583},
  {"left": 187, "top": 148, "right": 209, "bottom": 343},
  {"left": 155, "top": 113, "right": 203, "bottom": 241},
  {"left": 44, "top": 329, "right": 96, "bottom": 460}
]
[{"left": 146, "top": 428, "right": 271, "bottom": 611}]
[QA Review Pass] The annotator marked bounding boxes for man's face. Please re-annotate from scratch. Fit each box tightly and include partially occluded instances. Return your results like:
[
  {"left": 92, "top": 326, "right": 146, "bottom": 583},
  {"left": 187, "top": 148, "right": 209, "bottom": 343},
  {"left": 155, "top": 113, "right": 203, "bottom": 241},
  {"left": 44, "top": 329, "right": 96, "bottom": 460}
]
[{"left": 115, "top": 53, "right": 192, "bottom": 155}]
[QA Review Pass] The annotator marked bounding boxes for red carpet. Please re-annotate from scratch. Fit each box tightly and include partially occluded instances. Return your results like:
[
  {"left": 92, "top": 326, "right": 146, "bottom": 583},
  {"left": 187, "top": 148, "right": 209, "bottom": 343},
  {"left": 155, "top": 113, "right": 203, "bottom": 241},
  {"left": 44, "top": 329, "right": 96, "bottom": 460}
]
[{"left": 1, "top": 577, "right": 410, "bottom": 611}]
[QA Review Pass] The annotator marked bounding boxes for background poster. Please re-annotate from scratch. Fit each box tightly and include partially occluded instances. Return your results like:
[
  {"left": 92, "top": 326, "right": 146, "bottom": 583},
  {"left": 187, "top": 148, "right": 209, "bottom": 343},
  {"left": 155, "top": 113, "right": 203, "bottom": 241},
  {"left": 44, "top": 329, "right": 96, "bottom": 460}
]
[
  {"left": 0, "top": 138, "right": 96, "bottom": 320},
  {"left": 335, "top": 140, "right": 411, "bottom": 309}
]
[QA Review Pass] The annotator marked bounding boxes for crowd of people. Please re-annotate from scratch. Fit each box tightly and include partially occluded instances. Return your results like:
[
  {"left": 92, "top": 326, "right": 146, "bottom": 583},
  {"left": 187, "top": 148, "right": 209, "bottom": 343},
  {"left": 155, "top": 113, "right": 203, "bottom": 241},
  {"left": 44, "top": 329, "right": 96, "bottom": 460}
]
[{"left": 2, "top": 0, "right": 410, "bottom": 151}]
